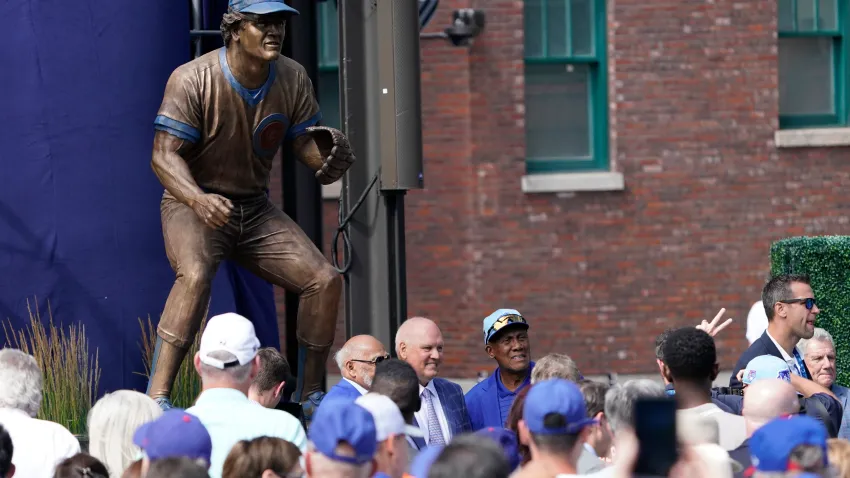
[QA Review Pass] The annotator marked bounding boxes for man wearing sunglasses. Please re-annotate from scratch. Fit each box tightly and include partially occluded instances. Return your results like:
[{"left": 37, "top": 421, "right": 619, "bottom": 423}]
[
  {"left": 325, "top": 335, "right": 390, "bottom": 403},
  {"left": 465, "top": 309, "right": 536, "bottom": 431},
  {"left": 730, "top": 274, "right": 820, "bottom": 389}
]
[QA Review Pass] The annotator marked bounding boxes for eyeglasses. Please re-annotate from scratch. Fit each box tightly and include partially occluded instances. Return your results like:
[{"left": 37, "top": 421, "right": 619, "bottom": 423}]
[
  {"left": 350, "top": 354, "right": 391, "bottom": 365},
  {"left": 778, "top": 297, "right": 816, "bottom": 310},
  {"left": 490, "top": 314, "right": 527, "bottom": 334}
]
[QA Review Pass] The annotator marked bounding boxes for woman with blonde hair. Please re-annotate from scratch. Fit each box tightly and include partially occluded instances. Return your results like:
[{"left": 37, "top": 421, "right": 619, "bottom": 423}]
[
  {"left": 87, "top": 390, "right": 162, "bottom": 477},
  {"left": 828, "top": 438, "right": 850, "bottom": 478},
  {"left": 222, "top": 436, "right": 302, "bottom": 478}
]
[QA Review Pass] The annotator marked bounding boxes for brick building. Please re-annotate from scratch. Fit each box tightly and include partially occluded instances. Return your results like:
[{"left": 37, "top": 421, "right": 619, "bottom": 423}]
[{"left": 271, "top": 0, "right": 850, "bottom": 380}]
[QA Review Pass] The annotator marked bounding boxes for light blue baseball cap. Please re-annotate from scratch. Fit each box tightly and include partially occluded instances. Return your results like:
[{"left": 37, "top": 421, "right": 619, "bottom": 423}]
[
  {"left": 482, "top": 309, "right": 528, "bottom": 344},
  {"left": 742, "top": 355, "right": 792, "bottom": 385},
  {"left": 229, "top": 0, "right": 299, "bottom": 15}
]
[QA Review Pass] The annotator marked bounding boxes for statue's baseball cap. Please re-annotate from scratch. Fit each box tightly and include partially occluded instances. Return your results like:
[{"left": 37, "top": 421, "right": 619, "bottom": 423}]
[
  {"left": 198, "top": 312, "right": 260, "bottom": 369},
  {"left": 308, "top": 399, "right": 377, "bottom": 465},
  {"left": 523, "top": 379, "right": 597, "bottom": 435},
  {"left": 747, "top": 415, "right": 828, "bottom": 475},
  {"left": 229, "top": 0, "right": 299, "bottom": 15},
  {"left": 741, "top": 355, "right": 792, "bottom": 385},
  {"left": 133, "top": 410, "right": 212, "bottom": 463},
  {"left": 483, "top": 309, "right": 528, "bottom": 344}
]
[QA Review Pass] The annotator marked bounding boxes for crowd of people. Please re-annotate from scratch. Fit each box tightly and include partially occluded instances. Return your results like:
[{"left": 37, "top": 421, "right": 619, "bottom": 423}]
[{"left": 0, "top": 273, "right": 848, "bottom": 477}]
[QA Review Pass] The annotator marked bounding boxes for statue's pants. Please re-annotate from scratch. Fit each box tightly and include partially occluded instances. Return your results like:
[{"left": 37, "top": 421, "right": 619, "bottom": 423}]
[{"left": 147, "top": 191, "right": 341, "bottom": 402}]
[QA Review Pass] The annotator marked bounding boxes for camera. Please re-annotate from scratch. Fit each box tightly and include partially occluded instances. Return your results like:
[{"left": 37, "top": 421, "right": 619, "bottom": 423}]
[{"left": 444, "top": 9, "right": 486, "bottom": 46}]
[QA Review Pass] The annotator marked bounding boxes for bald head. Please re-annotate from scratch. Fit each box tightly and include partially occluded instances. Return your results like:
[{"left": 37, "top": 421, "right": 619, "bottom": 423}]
[
  {"left": 334, "top": 335, "right": 388, "bottom": 389},
  {"left": 395, "top": 317, "right": 444, "bottom": 385},
  {"left": 743, "top": 379, "right": 800, "bottom": 434}
]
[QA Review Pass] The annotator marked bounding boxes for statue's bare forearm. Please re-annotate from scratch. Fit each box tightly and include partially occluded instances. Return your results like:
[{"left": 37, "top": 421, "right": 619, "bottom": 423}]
[
  {"left": 291, "top": 135, "right": 324, "bottom": 172},
  {"left": 151, "top": 130, "right": 204, "bottom": 207}
]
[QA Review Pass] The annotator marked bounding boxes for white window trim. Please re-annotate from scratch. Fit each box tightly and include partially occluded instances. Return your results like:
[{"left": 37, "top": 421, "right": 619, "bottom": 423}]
[
  {"left": 521, "top": 171, "right": 625, "bottom": 193},
  {"left": 775, "top": 127, "right": 850, "bottom": 148}
]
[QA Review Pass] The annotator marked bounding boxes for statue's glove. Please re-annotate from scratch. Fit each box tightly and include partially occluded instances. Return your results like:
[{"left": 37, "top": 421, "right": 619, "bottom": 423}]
[{"left": 305, "top": 126, "right": 356, "bottom": 185}]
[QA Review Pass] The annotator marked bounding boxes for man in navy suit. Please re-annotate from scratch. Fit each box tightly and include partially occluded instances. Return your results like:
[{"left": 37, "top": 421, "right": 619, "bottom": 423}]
[
  {"left": 730, "top": 274, "right": 819, "bottom": 389},
  {"left": 324, "top": 335, "right": 389, "bottom": 402},
  {"left": 465, "top": 309, "right": 535, "bottom": 431},
  {"left": 395, "top": 317, "right": 473, "bottom": 450},
  {"left": 800, "top": 328, "right": 850, "bottom": 439}
]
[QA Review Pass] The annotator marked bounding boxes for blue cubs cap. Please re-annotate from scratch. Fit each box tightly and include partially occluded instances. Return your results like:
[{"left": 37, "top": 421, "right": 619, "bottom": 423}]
[
  {"left": 132, "top": 410, "right": 212, "bottom": 463},
  {"left": 229, "top": 0, "right": 299, "bottom": 15},
  {"left": 410, "top": 445, "right": 444, "bottom": 478},
  {"left": 483, "top": 309, "right": 529, "bottom": 344},
  {"left": 749, "top": 416, "right": 828, "bottom": 473},
  {"left": 475, "top": 427, "right": 521, "bottom": 471},
  {"left": 523, "top": 379, "right": 597, "bottom": 435},
  {"left": 742, "top": 355, "right": 792, "bottom": 385},
  {"left": 309, "top": 400, "right": 377, "bottom": 465}
]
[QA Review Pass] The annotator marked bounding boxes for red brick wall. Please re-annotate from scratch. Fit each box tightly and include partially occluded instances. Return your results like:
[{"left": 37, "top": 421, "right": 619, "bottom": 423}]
[{"left": 271, "top": 0, "right": 850, "bottom": 379}]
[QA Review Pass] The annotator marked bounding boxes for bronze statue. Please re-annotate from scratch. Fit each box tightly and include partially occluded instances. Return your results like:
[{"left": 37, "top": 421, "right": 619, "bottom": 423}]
[{"left": 147, "top": 0, "right": 353, "bottom": 420}]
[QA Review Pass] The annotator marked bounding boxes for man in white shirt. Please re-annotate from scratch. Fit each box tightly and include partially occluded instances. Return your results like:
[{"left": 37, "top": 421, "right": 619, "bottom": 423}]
[
  {"left": 395, "top": 317, "right": 472, "bottom": 449},
  {"left": 355, "top": 393, "right": 423, "bottom": 478},
  {"left": 661, "top": 327, "right": 746, "bottom": 451},
  {"left": 186, "top": 313, "right": 306, "bottom": 478},
  {"left": 0, "top": 349, "right": 79, "bottom": 478}
]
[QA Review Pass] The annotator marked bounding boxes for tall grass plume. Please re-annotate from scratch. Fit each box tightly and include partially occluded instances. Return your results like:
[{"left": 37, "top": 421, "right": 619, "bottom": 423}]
[
  {"left": 138, "top": 316, "right": 204, "bottom": 409},
  {"left": 2, "top": 298, "right": 101, "bottom": 436}
]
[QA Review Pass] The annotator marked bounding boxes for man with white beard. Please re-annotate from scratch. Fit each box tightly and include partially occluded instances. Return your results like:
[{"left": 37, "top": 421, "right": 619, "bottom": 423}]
[{"left": 323, "top": 335, "right": 389, "bottom": 402}]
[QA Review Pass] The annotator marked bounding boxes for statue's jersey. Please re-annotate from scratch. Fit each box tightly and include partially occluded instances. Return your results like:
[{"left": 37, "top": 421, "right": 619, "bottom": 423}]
[{"left": 154, "top": 47, "right": 321, "bottom": 198}]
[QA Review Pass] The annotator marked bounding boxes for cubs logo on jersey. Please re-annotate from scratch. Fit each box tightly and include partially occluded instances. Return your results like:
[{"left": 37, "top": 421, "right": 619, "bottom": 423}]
[{"left": 253, "top": 113, "right": 290, "bottom": 157}]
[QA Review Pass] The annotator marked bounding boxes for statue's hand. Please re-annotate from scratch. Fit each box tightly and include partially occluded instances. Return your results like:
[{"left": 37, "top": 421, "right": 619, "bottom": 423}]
[
  {"left": 190, "top": 193, "right": 233, "bottom": 229},
  {"left": 306, "top": 126, "right": 356, "bottom": 185}
]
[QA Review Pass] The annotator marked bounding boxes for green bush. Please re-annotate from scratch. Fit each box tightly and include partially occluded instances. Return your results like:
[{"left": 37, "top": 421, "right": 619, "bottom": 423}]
[{"left": 770, "top": 236, "right": 850, "bottom": 386}]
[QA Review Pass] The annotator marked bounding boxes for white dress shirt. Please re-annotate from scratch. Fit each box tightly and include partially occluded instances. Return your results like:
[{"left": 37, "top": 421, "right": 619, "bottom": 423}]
[
  {"left": 766, "top": 330, "right": 804, "bottom": 377},
  {"left": 344, "top": 377, "right": 369, "bottom": 395},
  {"left": 414, "top": 380, "right": 451, "bottom": 445},
  {"left": 0, "top": 408, "right": 80, "bottom": 478}
]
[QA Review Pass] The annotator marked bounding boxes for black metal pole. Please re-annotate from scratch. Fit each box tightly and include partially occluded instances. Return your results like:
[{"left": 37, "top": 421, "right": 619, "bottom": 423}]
[
  {"left": 386, "top": 191, "right": 408, "bottom": 354},
  {"left": 281, "top": 0, "right": 324, "bottom": 389}
]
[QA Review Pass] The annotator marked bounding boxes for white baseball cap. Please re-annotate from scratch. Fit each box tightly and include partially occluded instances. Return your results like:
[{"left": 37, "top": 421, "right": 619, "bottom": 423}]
[
  {"left": 198, "top": 313, "right": 261, "bottom": 369},
  {"left": 355, "top": 393, "right": 424, "bottom": 441}
]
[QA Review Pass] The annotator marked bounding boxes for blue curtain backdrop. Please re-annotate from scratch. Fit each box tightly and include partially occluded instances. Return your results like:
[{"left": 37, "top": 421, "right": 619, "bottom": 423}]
[{"left": 0, "top": 0, "right": 279, "bottom": 395}]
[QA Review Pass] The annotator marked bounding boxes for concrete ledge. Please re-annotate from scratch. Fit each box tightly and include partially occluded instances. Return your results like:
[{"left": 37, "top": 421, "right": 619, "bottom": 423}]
[
  {"left": 775, "top": 127, "right": 850, "bottom": 148},
  {"left": 521, "top": 171, "right": 625, "bottom": 194},
  {"left": 322, "top": 182, "right": 342, "bottom": 200}
]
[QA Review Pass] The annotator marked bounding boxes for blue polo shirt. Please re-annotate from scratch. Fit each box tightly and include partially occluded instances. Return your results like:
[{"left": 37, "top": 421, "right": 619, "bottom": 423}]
[{"left": 465, "top": 362, "right": 535, "bottom": 431}]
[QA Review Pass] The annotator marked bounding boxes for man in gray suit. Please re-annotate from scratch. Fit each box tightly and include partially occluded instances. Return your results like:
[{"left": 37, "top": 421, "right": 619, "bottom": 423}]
[{"left": 800, "top": 328, "right": 850, "bottom": 439}]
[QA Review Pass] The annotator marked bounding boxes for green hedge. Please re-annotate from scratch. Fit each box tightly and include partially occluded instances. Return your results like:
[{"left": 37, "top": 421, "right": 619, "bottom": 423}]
[{"left": 771, "top": 236, "right": 850, "bottom": 386}]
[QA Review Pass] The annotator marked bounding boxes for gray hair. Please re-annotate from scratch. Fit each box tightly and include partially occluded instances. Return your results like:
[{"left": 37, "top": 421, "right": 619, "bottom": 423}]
[
  {"left": 530, "top": 353, "right": 581, "bottom": 384},
  {"left": 199, "top": 351, "right": 253, "bottom": 383},
  {"left": 799, "top": 327, "right": 835, "bottom": 355},
  {"left": 88, "top": 390, "right": 163, "bottom": 478},
  {"left": 306, "top": 442, "right": 374, "bottom": 478},
  {"left": 604, "top": 379, "right": 666, "bottom": 434},
  {"left": 0, "top": 349, "right": 43, "bottom": 417}
]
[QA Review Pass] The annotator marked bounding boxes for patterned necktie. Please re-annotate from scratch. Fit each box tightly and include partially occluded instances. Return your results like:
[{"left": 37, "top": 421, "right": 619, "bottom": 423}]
[{"left": 422, "top": 388, "right": 446, "bottom": 445}]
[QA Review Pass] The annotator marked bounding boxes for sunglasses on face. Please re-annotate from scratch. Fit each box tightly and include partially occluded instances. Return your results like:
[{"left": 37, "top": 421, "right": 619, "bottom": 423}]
[
  {"left": 350, "top": 354, "right": 391, "bottom": 366},
  {"left": 778, "top": 297, "right": 817, "bottom": 310}
]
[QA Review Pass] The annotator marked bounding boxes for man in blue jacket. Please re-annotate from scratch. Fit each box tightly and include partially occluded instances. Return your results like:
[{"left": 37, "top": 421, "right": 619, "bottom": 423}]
[
  {"left": 324, "top": 335, "right": 389, "bottom": 403},
  {"left": 465, "top": 309, "right": 535, "bottom": 430}
]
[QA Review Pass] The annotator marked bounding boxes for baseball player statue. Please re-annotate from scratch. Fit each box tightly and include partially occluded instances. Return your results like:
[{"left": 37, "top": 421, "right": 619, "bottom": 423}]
[{"left": 147, "top": 0, "right": 353, "bottom": 420}]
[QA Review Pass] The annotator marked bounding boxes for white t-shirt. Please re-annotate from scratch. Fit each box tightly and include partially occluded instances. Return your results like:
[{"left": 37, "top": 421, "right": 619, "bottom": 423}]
[{"left": 0, "top": 408, "right": 80, "bottom": 477}]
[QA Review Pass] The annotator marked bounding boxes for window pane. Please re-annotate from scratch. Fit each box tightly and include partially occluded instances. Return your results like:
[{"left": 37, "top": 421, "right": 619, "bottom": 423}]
[
  {"left": 525, "top": 63, "right": 591, "bottom": 159},
  {"left": 796, "top": 0, "right": 817, "bottom": 31},
  {"left": 819, "top": 0, "right": 837, "bottom": 30},
  {"left": 318, "top": 70, "right": 341, "bottom": 130},
  {"left": 778, "top": 37, "right": 835, "bottom": 115},
  {"left": 524, "top": 0, "right": 545, "bottom": 57},
  {"left": 547, "top": 0, "right": 569, "bottom": 57},
  {"left": 318, "top": 2, "right": 339, "bottom": 68},
  {"left": 570, "top": 0, "right": 594, "bottom": 56},
  {"left": 778, "top": 0, "right": 795, "bottom": 31}
]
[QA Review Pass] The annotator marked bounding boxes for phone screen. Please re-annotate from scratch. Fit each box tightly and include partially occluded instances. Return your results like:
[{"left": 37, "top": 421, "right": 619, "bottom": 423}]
[{"left": 633, "top": 397, "right": 679, "bottom": 477}]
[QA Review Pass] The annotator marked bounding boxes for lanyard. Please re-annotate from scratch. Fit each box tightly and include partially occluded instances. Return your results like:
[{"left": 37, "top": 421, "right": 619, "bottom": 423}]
[{"left": 792, "top": 348, "right": 809, "bottom": 379}]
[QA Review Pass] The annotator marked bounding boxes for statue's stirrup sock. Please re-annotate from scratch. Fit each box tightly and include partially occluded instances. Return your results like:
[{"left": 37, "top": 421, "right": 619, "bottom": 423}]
[{"left": 154, "top": 396, "right": 174, "bottom": 411}]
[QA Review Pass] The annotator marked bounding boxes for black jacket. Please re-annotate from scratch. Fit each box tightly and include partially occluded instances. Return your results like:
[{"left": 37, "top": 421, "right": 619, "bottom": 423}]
[{"left": 730, "top": 331, "right": 811, "bottom": 389}]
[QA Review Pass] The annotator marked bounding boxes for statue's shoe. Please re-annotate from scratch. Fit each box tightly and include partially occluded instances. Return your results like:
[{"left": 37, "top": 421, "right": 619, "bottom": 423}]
[
  {"left": 154, "top": 396, "right": 174, "bottom": 411},
  {"left": 301, "top": 390, "right": 325, "bottom": 426}
]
